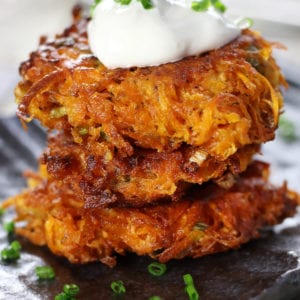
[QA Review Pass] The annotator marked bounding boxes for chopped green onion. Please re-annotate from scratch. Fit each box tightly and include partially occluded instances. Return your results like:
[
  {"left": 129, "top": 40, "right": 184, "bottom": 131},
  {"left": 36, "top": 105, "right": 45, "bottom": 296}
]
[
  {"left": 236, "top": 17, "right": 254, "bottom": 29},
  {"left": 193, "top": 222, "right": 208, "bottom": 231},
  {"left": 115, "top": 0, "right": 132, "bottom": 4},
  {"left": 35, "top": 266, "right": 56, "bottom": 280},
  {"left": 54, "top": 292, "right": 69, "bottom": 300},
  {"left": 183, "top": 274, "right": 200, "bottom": 300},
  {"left": 1, "top": 240, "right": 22, "bottom": 262},
  {"left": 191, "top": 0, "right": 210, "bottom": 12},
  {"left": 149, "top": 296, "right": 163, "bottom": 300},
  {"left": 279, "top": 116, "right": 297, "bottom": 143},
  {"left": 186, "top": 284, "right": 200, "bottom": 300},
  {"left": 4, "top": 221, "right": 15, "bottom": 234},
  {"left": 50, "top": 106, "right": 67, "bottom": 119},
  {"left": 78, "top": 127, "right": 88, "bottom": 136},
  {"left": 148, "top": 262, "right": 167, "bottom": 277},
  {"left": 138, "top": 0, "right": 154, "bottom": 9},
  {"left": 183, "top": 274, "right": 194, "bottom": 286},
  {"left": 63, "top": 284, "right": 80, "bottom": 297},
  {"left": 211, "top": 0, "right": 226, "bottom": 12},
  {"left": 111, "top": 280, "right": 126, "bottom": 294},
  {"left": 10, "top": 241, "right": 21, "bottom": 252},
  {"left": 0, "top": 208, "right": 5, "bottom": 217},
  {"left": 192, "top": 0, "right": 226, "bottom": 13}
]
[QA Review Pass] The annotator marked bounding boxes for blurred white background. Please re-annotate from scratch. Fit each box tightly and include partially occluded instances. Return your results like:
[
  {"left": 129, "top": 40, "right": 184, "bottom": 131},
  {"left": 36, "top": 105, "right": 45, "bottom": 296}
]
[{"left": 0, "top": 0, "right": 299, "bottom": 116}]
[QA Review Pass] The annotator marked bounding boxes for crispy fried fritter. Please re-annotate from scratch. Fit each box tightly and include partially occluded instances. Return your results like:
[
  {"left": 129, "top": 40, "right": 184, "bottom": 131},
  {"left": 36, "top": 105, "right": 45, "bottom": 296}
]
[
  {"left": 4, "top": 161, "right": 298, "bottom": 267},
  {"left": 16, "top": 11, "right": 286, "bottom": 160},
  {"left": 42, "top": 131, "right": 259, "bottom": 206}
]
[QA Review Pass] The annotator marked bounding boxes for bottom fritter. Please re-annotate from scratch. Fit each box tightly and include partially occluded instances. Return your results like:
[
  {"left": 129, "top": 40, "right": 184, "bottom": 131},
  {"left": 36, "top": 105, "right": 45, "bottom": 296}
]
[{"left": 3, "top": 161, "right": 299, "bottom": 268}]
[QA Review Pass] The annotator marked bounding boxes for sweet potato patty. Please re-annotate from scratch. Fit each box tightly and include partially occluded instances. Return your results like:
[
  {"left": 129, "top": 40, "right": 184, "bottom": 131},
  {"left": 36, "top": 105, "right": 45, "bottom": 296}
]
[
  {"left": 4, "top": 161, "right": 298, "bottom": 267},
  {"left": 42, "top": 131, "right": 259, "bottom": 206},
  {"left": 16, "top": 11, "right": 285, "bottom": 160}
]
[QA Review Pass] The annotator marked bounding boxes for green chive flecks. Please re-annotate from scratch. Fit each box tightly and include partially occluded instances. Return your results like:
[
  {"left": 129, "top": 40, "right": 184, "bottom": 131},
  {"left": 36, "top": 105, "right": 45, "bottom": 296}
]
[
  {"left": 63, "top": 284, "right": 80, "bottom": 297},
  {"left": 148, "top": 262, "right": 167, "bottom": 277},
  {"left": 111, "top": 280, "right": 126, "bottom": 294},
  {"left": 0, "top": 208, "right": 5, "bottom": 217},
  {"left": 279, "top": 116, "right": 297, "bottom": 143},
  {"left": 191, "top": 0, "right": 210, "bottom": 12},
  {"left": 191, "top": 0, "right": 227, "bottom": 13},
  {"left": 139, "top": 0, "right": 154, "bottom": 9},
  {"left": 149, "top": 296, "right": 163, "bottom": 300},
  {"left": 115, "top": 0, "right": 132, "bottom": 5},
  {"left": 55, "top": 283, "right": 80, "bottom": 300},
  {"left": 1, "top": 240, "right": 22, "bottom": 262},
  {"left": 35, "top": 266, "right": 56, "bottom": 280},
  {"left": 183, "top": 274, "right": 200, "bottom": 300},
  {"left": 4, "top": 221, "right": 15, "bottom": 234},
  {"left": 54, "top": 293, "right": 69, "bottom": 300}
]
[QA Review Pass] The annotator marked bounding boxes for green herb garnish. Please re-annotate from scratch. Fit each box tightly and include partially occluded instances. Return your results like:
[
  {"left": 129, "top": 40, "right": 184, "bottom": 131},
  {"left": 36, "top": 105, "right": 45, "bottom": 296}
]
[
  {"left": 35, "top": 266, "right": 56, "bottom": 280},
  {"left": 138, "top": 0, "right": 154, "bottom": 9},
  {"left": 50, "top": 106, "right": 67, "bottom": 119},
  {"left": 111, "top": 280, "right": 126, "bottom": 294},
  {"left": 193, "top": 222, "right": 208, "bottom": 231},
  {"left": 63, "top": 284, "right": 80, "bottom": 297},
  {"left": 4, "top": 221, "right": 15, "bottom": 234},
  {"left": 1, "top": 240, "right": 22, "bottom": 262},
  {"left": 115, "top": 0, "right": 132, "bottom": 4},
  {"left": 191, "top": 0, "right": 227, "bottom": 12},
  {"left": 279, "top": 116, "right": 297, "bottom": 143},
  {"left": 55, "top": 284, "right": 80, "bottom": 300},
  {"left": 0, "top": 208, "right": 5, "bottom": 217},
  {"left": 235, "top": 17, "right": 254, "bottom": 29},
  {"left": 148, "top": 262, "right": 167, "bottom": 277},
  {"left": 54, "top": 293, "right": 70, "bottom": 300},
  {"left": 78, "top": 127, "right": 88, "bottom": 136},
  {"left": 149, "top": 296, "right": 163, "bottom": 300},
  {"left": 183, "top": 274, "right": 200, "bottom": 300}
]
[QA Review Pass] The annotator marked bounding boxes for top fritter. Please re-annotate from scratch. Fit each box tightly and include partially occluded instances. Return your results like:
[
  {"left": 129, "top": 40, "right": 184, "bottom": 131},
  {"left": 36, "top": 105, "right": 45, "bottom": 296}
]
[{"left": 15, "top": 7, "right": 286, "bottom": 205}]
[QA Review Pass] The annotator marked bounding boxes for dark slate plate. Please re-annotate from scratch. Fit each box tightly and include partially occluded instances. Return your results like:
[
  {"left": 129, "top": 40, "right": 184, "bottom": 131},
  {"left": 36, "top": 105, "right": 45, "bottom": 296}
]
[{"left": 1, "top": 82, "right": 300, "bottom": 300}]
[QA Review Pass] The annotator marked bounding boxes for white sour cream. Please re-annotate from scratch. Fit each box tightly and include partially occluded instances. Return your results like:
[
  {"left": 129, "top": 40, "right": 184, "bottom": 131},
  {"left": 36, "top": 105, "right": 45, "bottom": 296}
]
[{"left": 88, "top": 0, "right": 241, "bottom": 69}]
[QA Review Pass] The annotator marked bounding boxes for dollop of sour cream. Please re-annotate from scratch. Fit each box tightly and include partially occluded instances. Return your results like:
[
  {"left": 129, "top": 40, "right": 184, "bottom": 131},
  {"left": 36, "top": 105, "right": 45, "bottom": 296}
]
[{"left": 88, "top": 0, "right": 241, "bottom": 69}]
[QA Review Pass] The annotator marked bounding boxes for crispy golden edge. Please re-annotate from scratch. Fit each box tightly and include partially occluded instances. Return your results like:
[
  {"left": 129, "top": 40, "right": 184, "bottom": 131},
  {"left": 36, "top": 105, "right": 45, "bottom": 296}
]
[
  {"left": 2, "top": 161, "right": 298, "bottom": 267},
  {"left": 16, "top": 14, "right": 286, "bottom": 160},
  {"left": 42, "top": 131, "right": 259, "bottom": 207}
]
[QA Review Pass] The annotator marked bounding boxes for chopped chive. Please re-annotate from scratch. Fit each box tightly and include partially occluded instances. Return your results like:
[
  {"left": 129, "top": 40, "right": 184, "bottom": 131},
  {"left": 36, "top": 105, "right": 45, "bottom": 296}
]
[
  {"left": 4, "top": 221, "right": 15, "bottom": 234},
  {"left": 211, "top": 0, "right": 226, "bottom": 12},
  {"left": 50, "top": 106, "right": 67, "bottom": 118},
  {"left": 149, "top": 296, "right": 163, "bottom": 300},
  {"left": 35, "top": 266, "right": 56, "bottom": 280},
  {"left": 193, "top": 222, "right": 208, "bottom": 231},
  {"left": 183, "top": 274, "right": 200, "bottom": 300},
  {"left": 148, "top": 262, "right": 167, "bottom": 277},
  {"left": 1, "top": 240, "right": 22, "bottom": 262},
  {"left": 236, "top": 17, "right": 254, "bottom": 29},
  {"left": 279, "top": 116, "right": 297, "bottom": 143},
  {"left": 186, "top": 284, "right": 200, "bottom": 300},
  {"left": 54, "top": 292, "right": 69, "bottom": 300},
  {"left": 191, "top": 0, "right": 210, "bottom": 12},
  {"left": 138, "top": 0, "right": 154, "bottom": 9},
  {"left": 78, "top": 127, "right": 88, "bottom": 136},
  {"left": 10, "top": 241, "right": 21, "bottom": 252},
  {"left": 0, "top": 208, "right": 5, "bottom": 217},
  {"left": 115, "top": 0, "right": 132, "bottom": 4},
  {"left": 183, "top": 274, "right": 194, "bottom": 286},
  {"left": 63, "top": 284, "right": 80, "bottom": 297},
  {"left": 111, "top": 280, "right": 126, "bottom": 294}
]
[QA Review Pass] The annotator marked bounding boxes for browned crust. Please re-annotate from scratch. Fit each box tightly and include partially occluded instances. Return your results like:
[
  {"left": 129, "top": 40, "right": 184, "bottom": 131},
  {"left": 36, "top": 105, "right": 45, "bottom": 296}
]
[
  {"left": 4, "top": 161, "right": 298, "bottom": 267},
  {"left": 41, "top": 131, "right": 259, "bottom": 207},
  {"left": 16, "top": 14, "right": 286, "bottom": 160}
]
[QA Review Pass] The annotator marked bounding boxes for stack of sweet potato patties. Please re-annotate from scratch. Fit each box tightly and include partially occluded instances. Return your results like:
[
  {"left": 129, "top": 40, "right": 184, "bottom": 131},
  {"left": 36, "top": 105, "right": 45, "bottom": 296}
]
[{"left": 5, "top": 10, "right": 299, "bottom": 267}]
